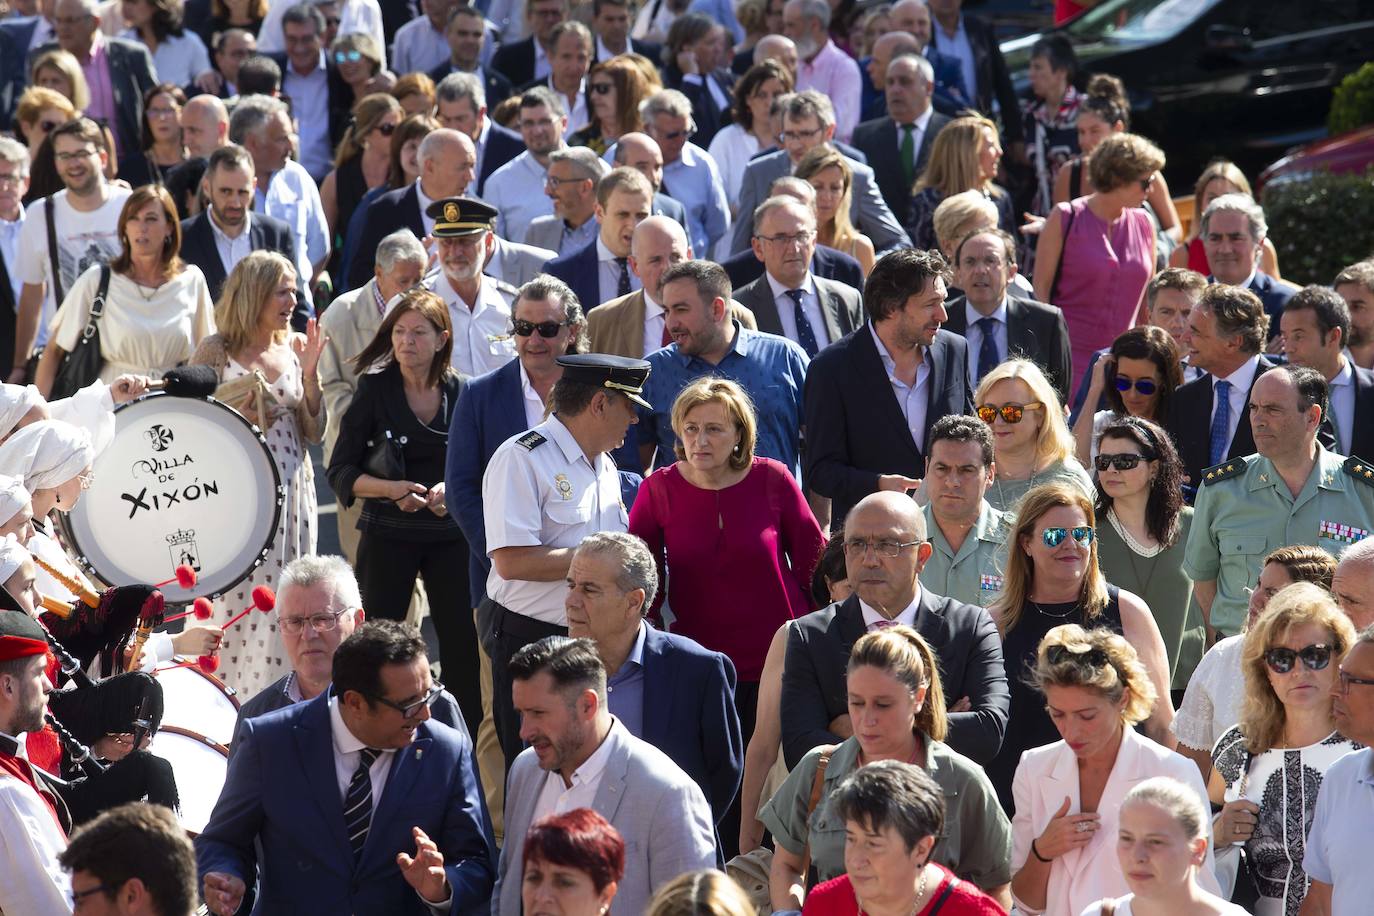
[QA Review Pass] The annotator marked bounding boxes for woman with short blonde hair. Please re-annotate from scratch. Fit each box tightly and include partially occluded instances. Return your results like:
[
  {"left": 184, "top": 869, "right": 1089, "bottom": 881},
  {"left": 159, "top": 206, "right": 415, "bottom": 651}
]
[{"left": 668, "top": 377, "right": 758, "bottom": 472}]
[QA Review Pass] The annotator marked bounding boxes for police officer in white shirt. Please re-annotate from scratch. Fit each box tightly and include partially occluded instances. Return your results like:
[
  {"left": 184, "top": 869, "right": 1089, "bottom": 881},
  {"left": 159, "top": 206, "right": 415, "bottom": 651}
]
[
  {"left": 425, "top": 196, "right": 519, "bottom": 377},
  {"left": 480, "top": 353, "right": 651, "bottom": 768}
]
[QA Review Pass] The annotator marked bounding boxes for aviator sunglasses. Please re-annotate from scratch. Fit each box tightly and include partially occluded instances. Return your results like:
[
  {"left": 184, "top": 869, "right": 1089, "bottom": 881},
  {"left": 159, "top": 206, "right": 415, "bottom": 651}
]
[
  {"left": 1264, "top": 643, "right": 1333, "bottom": 674},
  {"left": 1114, "top": 377, "right": 1158, "bottom": 395}
]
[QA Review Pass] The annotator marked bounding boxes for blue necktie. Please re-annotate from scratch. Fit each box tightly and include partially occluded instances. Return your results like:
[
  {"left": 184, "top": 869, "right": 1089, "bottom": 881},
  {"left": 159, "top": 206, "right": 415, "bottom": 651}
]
[
  {"left": 1209, "top": 379, "right": 1233, "bottom": 466},
  {"left": 975, "top": 316, "right": 1000, "bottom": 383},
  {"left": 786, "top": 288, "right": 820, "bottom": 357},
  {"left": 344, "top": 747, "right": 380, "bottom": 860}
]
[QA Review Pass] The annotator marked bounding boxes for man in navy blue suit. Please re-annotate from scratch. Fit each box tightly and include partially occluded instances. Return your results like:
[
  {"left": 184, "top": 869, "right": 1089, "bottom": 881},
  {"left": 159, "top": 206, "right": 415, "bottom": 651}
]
[
  {"left": 565, "top": 532, "right": 743, "bottom": 854},
  {"left": 196, "top": 621, "right": 495, "bottom": 915},
  {"left": 542, "top": 167, "right": 654, "bottom": 311},
  {"left": 1201, "top": 193, "right": 1299, "bottom": 343}
]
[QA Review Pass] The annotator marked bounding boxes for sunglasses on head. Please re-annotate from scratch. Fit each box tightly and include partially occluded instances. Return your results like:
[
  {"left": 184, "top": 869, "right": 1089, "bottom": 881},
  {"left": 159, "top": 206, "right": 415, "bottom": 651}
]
[
  {"left": 1264, "top": 643, "right": 1333, "bottom": 674},
  {"left": 1042, "top": 526, "right": 1094, "bottom": 548},
  {"left": 589, "top": 82, "right": 614, "bottom": 95},
  {"left": 1045, "top": 643, "right": 1111, "bottom": 669},
  {"left": 1095, "top": 452, "right": 1154, "bottom": 472},
  {"left": 975, "top": 402, "right": 1043, "bottom": 424},
  {"left": 1114, "top": 377, "right": 1158, "bottom": 395},
  {"left": 512, "top": 318, "right": 570, "bottom": 338}
]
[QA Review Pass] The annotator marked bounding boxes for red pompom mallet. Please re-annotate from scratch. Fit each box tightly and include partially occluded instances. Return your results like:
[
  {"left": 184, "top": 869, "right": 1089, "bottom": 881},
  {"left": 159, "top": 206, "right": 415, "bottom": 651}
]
[
  {"left": 222, "top": 586, "right": 276, "bottom": 629},
  {"left": 153, "top": 564, "right": 198, "bottom": 590},
  {"left": 197, "top": 654, "right": 220, "bottom": 673},
  {"left": 161, "top": 596, "right": 215, "bottom": 625}
]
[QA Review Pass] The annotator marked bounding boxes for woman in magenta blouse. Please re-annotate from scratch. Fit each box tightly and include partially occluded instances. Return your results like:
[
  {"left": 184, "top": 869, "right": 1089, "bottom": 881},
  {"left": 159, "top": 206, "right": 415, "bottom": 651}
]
[{"left": 629, "top": 377, "right": 824, "bottom": 727}]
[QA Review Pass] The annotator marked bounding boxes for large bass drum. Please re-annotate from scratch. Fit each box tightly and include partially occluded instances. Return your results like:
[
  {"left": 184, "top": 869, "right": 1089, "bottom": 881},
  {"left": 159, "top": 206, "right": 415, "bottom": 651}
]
[{"left": 59, "top": 393, "right": 284, "bottom": 604}]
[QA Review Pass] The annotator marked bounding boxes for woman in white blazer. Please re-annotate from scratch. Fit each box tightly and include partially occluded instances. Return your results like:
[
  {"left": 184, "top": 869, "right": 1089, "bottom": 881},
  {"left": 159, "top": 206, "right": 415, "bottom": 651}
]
[{"left": 1010, "top": 624, "right": 1219, "bottom": 915}]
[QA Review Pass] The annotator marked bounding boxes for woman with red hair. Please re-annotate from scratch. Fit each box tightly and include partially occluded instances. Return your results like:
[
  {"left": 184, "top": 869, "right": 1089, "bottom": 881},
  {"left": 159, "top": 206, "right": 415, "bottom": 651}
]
[{"left": 522, "top": 808, "right": 626, "bottom": 916}]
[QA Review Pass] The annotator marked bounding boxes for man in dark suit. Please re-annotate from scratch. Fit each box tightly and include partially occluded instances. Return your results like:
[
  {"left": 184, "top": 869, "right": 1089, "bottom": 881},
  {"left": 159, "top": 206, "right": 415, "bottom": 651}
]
[
  {"left": 490, "top": 0, "right": 569, "bottom": 88},
  {"left": 733, "top": 196, "right": 863, "bottom": 356},
  {"left": 197, "top": 621, "right": 495, "bottom": 916},
  {"left": 1279, "top": 284, "right": 1374, "bottom": 460},
  {"left": 942, "top": 227, "right": 1072, "bottom": 401},
  {"left": 35, "top": 0, "right": 157, "bottom": 160},
  {"left": 565, "top": 533, "right": 742, "bottom": 846},
  {"left": 591, "top": 0, "right": 662, "bottom": 63},
  {"left": 1, "top": 14, "right": 53, "bottom": 129},
  {"left": 434, "top": 71, "right": 524, "bottom": 196},
  {"left": 428, "top": 6, "right": 514, "bottom": 111},
  {"left": 542, "top": 167, "right": 653, "bottom": 311},
  {"left": 860, "top": 21, "right": 968, "bottom": 121},
  {"left": 804, "top": 247, "right": 973, "bottom": 527},
  {"left": 721, "top": 174, "right": 865, "bottom": 290},
  {"left": 179, "top": 144, "right": 310, "bottom": 329},
  {"left": 782, "top": 490, "right": 1009, "bottom": 767},
  {"left": 853, "top": 53, "right": 951, "bottom": 227},
  {"left": 1201, "top": 192, "right": 1299, "bottom": 341},
  {"left": 926, "top": 0, "right": 1023, "bottom": 146}
]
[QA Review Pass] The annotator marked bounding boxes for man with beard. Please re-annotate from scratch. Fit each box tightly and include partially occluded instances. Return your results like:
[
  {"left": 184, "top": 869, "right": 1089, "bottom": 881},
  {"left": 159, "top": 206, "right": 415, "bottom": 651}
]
[
  {"left": 782, "top": 0, "right": 860, "bottom": 141},
  {"left": 1335, "top": 260, "right": 1374, "bottom": 371},
  {"left": 494, "top": 636, "right": 714, "bottom": 916},
  {"left": 425, "top": 197, "right": 519, "bottom": 377}
]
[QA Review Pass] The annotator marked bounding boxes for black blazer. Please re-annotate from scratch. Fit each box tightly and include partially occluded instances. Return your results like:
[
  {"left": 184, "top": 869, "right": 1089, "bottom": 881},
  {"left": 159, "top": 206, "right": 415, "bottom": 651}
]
[
  {"left": 941, "top": 292, "right": 1073, "bottom": 403},
  {"left": 732, "top": 273, "right": 865, "bottom": 346},
  {"left": 541, "top": 238, "right": 601, "bottom": 313},
  {"left": 721, "top": 245, "right": 864, "bottom": 291},
  {"left": 427, "top": 62, "right": 514, "bottom": 110},
  {"left": 178, "top": 210, "right": 311, "bottom": 329},
  {"left": 1166, "top": 355, "right": 1278, "bottom": 489},
  {"left": 803, "top": 325, "right": 973, "bottom": 525},
  {"left": 265, "top": 52, "right": 350, "bottom": 152},
  {"left": 345, "top": 184, "right": 424, "bottom": 289},
  {"left": 852, "top": 112, "right": 951, "bottom": 227},
  {"left": 928, "top": 13, "right": 1023, "bottom": 143},
  {"left": 1343, "top": 364, "right": 1374, "bottom": 460},
  {"left": 31, "top": 37, "right": 157, "bottom": 158},
  {"left": 490, "top": 36, "right": 538, "bottom": 88},
  {"left": 476, "top": 122, "right": 526, "bottom": 196},
  {"left": 781, "top": 592, "right": 1009, "bottom": 767},
  {"left": 665, "top": 63, "right": 736, "bottom": 147}
]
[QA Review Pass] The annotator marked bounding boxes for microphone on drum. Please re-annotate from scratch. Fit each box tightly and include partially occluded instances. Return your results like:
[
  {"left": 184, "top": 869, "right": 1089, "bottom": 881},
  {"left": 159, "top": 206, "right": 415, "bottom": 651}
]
[
  {"left": 149, "top": 365, "right": 220, "bottom": 399},
  {"left": 161, "top": 597, "right": 214, "bottom": 625},
  {"left": 152, "top": 564, "right": 198, "bottom": 591},
  {"left": 221, "top": 586, "right": 275, "bottom": 629}
]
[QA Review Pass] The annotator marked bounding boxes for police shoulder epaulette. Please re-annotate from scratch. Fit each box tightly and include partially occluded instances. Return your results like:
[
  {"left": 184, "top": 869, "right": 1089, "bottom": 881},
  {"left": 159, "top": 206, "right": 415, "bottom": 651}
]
[
  {"left": 493, "top": 278, "right": 520, "bottom": 299},
  {"left": 516, "top": 431, "right": 547, "bottom": 451},
  {"left": 1201, "top": 456, "right": 1247, "bottom": 485},
  {"left": 1343, "top": 456, "right": 1374, "bottom": 486}
]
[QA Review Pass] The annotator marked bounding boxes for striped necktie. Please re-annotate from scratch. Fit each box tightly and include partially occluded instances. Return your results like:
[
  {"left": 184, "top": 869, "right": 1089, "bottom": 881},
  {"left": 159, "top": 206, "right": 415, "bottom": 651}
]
[{"left": 344, "top": 747, "right": 380, "bottom": 860}]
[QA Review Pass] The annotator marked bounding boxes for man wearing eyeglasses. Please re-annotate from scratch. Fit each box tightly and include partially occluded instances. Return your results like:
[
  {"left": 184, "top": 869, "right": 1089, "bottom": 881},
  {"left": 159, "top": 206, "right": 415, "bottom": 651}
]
[
  {"left": 542, "top": 167, "right": 651, "bottom": 313},
  {"left": 1299, "top": 626, "right": 1374, "bottom": 916},
  {"left": 199, "top": 619, "right": 495, "bottom": 916},
  {"left": 641, "top": 89, "right": 730, "bottom": 260},
  {"left": 780, "top": 490, "right": 1009, "bottom": 770},
  {"left": 483, "top": 87, "right": 567, "bottom": 245},
  {"left": 525, "top": 146, "right": 607, "bottom": 256}
]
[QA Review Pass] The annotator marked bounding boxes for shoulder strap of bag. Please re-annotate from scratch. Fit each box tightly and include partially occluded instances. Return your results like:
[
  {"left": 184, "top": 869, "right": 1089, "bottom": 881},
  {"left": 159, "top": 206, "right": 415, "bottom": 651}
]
[
  {"left": 926, "top": 877, "right": 958, "bottom": 915},
  {"left": 45, "top": 195, "right": 64, "bottom": 306},
  {"left": 797, "top": 744, "right": 837, "bottom": 885},
  {"left": 1049, "top": 200, "right": 1078, "bottom": 303},
  {"left": 82, "top": 266, "right": 110, "bottom": 342}
]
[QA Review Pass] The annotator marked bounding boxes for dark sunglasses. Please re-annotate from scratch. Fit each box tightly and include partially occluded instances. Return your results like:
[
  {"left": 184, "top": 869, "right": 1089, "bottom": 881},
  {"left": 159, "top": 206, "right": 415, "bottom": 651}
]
[
  {"left": 976, "top": 402, "right": 1043, "bottom": 424},
  {"left": 38, "top": 119, "right": 61, "bottom": 132},
  {"left": 1264, "top": 643, "right": 1333, "bottom": 674},
  {"left": 1045, "top": 643, "right": 1111, "bottom": 669},
  {"left": 589, "top": 82, "right": 614, "bottom": 95},
  {"left": 376, "top": 122, "right": 397, "bottom": 136},
  {"left": 1114, "top": 377, "right": 1158, "bottom": 395},
  {"left": 1042, "top": 526, "right": 1094, "bottom": 548},
  {"left": 512, "top": 318, "right": 570, "bottom": 338},
  {"left": 1095, "top": 452, "right": 1154, "bottom": 472}
]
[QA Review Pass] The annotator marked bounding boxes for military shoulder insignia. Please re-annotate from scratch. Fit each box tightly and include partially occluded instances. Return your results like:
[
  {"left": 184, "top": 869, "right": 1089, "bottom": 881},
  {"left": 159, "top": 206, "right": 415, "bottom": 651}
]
[
  {"left": 517, "top": 431, "right": 547, "bottom": 450},
  {"left": 1342, "top": 455, "right": 1374, "bottom": 486},
  {"left": 493, "top": 278, "right": 520, "bottom": 301},
  {"left": 1201, "top": 457, "right": 1247, "bottom": 485}
]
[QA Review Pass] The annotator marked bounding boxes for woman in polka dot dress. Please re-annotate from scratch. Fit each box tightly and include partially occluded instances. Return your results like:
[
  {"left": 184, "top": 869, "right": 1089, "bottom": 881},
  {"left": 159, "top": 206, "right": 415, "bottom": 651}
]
[{"left": 191, "top": 251, "right": 324, "bottom": 699}]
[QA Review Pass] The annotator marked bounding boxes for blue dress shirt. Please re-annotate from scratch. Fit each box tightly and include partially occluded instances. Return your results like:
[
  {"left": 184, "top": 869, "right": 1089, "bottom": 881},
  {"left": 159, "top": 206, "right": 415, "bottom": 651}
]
[{"left": 605, "top": 622, "right": 648, "bottom": 737}]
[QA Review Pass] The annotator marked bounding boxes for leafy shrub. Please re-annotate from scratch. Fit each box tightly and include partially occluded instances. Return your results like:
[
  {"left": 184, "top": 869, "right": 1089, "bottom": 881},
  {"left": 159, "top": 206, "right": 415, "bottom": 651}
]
[
  {"left": 1262, "top": 167, "right": 1374, "bottom": 286},
  {"left": 1329, "top": 62, "right": 1374, "bottom": 135}
]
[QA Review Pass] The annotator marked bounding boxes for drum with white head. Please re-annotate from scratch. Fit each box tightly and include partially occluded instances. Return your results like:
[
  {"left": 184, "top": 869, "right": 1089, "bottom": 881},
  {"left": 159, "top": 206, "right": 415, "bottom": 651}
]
[
  {"left": 148, "top": 726, "right": 229, "bottom": 835},
  {"left": 153, "top": 661, "right": 240, "bottom": 747}
]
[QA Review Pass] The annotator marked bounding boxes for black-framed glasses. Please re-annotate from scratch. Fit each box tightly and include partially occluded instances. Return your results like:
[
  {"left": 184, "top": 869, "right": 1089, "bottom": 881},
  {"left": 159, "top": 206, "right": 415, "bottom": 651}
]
[
  {"left": 369, "top": 682, "right": 445, "bottom": 719},
  {"left": 1042, "top": 526, "right": 1094, "bottom": 548},
  {"left": 1113, "top": 377, "right": 1158, "bottom": 395},
  {"left": 512, "top": 318, "right": 571, "bottom": 338},
  {"left": 279, "top": 608, "right": 350, "bottom": 635},
  {"left": 376, "top": 122, "right": 397, "bottom": 136},
  {"left": 589, "top": 82, "right": 614, "bottom": 95},
  {"left": 1045, "top": 643, "right": 1110, "bottom": 669},
  {"left": 1264, "top": 643, "right": 1333, "bottom": 674},
  {"left": 976, "top": 402, "right": 1043, "bottom": 424},
  {"left": 71, "top": 883, "right": 114, "bottom": 905},
  {"left": 1095, "top": 452, "right": 1154, "bottom": 472},
  {"left": 843, "top": 537, "right": 924, "bottom": 558},
  {"left": 1337, "top": 669, "right": 1374, "bottom": 693}
]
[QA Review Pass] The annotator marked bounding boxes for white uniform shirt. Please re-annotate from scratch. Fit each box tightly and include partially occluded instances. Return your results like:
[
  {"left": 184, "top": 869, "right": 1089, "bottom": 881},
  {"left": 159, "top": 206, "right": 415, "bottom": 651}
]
[
  {"left": 482, "top": 414, "right": 629, "bottom": 623},
  {"left": 0, "top": 733, "right": 72, "bottom": 915},
  {"left": 431, "top": 271, "right": 517, "bottom": 377}
]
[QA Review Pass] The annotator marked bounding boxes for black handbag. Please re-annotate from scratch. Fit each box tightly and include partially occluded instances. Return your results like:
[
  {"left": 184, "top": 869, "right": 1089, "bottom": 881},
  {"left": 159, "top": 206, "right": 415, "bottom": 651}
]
[
  {"left": 362, "top": 428, "right": 405, "bottom": 480},
  {"left": 50, "top": 265, "right": 109, "bottom": 400}
]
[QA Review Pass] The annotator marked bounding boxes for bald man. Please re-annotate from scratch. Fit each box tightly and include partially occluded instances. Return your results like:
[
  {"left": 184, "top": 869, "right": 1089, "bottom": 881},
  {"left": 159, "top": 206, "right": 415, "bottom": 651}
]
[
  {"left": 164, "top": 95, "right": 230, "bottom": 218},
  {"left": 752, "top": 34, "right": 798, "bottom": 78},
  {"left": 780, "top": 490, "right": 1010, "bottom": 768},
  {"left": 861, "top": 8, "right": 970, "bottom": 119},
  {"left": 612, "top": 132, "right": 690, "bottom": 232}
]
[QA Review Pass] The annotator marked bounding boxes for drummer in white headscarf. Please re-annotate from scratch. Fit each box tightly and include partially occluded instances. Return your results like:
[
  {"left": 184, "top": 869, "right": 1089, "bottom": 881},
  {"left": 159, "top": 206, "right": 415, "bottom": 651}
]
[
  {"left": 0, "top": 376, "right": 150, "bottom": 451},
  {"left": 0, "top": 533, "right": 39, "bottom": 616},
  {"left": 0, "top": 475, "right": 35, "bottom": 543}
]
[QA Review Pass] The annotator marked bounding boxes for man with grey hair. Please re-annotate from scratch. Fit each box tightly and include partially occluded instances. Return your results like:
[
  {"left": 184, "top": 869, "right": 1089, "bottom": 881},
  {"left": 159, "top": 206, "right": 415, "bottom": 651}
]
[
  {"left": 265, "top": 3, "right": 347, "bottom": 180},
  {"left": 1332, "top": 538, "right": 1374, "bottom": 632},
  {"left": 530, "top": 21, "right": 593, "bottom": 137},
  {"left": 525, "top": 147, "right": 608, "bottom": 254},
  {"left": 0, "top": 137, "right": 29, "bottom": 369},
  {"left": 752, "top": 33, "right": 798, "bottom": 76},
  {"left": 855, "top": 52, "right": 951, "bottom": 224},
  {"left": 641, "top": 89, "right": 730, "bottom": 257},
  {"left": 718, "top": 174, "right": 866, "bottom": 289},
  {"left": 229, "top": 93, "right": 330, "bottom": 289},
  {"left": 729, "top": 90, "right": 909, "bottom": 254},
  {"left": 565, "top": 531, "right": 743, "bottom": 843},
  {"left": 320, "top": 229, "right": 428, "bottom": 559},
  {"left": 782, "top": 0, "right": 861, "bottom": 141},
  {"left": 435, "top": 71, "right": 524, "bottom": 196},
  {"left": 484, "top": 86, "right": 567, "bottom": 243},
  {"left": 1201, "top": 192, "right": 1298, "bottom": 343}
]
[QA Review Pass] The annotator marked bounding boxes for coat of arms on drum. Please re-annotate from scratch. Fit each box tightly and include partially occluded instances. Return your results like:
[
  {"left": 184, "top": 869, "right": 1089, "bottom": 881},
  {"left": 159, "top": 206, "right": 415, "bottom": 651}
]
[
  {"left": 167, "top": 529, "right": 202, "bottom": 573},
  {"left": 145, "top": 424, "right": 175, "bottom": 452}
]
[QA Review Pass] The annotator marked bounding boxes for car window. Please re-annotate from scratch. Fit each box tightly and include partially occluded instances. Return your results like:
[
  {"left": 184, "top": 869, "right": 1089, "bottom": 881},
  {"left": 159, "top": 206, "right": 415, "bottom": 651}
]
[
  {"left": 1248, "top": 1, "right": 1373, "bottom": 41},
  {"left": 1065, "top": 0, "right": 1222, "bottom": 42}
]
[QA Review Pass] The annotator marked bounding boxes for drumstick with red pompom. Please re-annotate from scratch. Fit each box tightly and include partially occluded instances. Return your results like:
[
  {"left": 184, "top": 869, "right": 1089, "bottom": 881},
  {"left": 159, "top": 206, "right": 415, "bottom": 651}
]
[
  {"left": 152, "top": 564, "right": 198, "bottom": 590},
  {"left": 222, "top": 586, "right": 276, "bottom": 629},
  {"left": 161, "top": 597, "right": 214, "bottom": 625}
]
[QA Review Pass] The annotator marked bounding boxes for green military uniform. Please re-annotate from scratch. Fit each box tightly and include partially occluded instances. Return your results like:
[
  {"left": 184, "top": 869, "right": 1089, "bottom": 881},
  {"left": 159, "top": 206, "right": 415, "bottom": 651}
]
[
  {"left": 920, "top": 501, "right": 1010, "bottom": 610},
  {"left": 1183, "top": 447, "right": 1374, "bottom": 636}
]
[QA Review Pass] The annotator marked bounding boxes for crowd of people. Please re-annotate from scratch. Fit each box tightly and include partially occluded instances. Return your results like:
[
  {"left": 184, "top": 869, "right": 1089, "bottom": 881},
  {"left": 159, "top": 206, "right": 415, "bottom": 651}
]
[{"left": 1, "top": 0, "right": 1374, "bottom": 914}]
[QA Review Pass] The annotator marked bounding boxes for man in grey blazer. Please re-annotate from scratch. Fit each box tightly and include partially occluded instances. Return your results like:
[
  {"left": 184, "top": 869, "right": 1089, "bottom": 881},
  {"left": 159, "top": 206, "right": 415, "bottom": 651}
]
[
  {"left": 524, "top": 146, "right": 607, "bottom": 255},
  {"left": 495, "top": 637, "right": 715, "bottom": 916},
  {"left": 732, "top": 196, "right": 864, "bottom": 355},
  {"left": 728, "top": 90, "right": 910, "bottom": 256},
  {"left": 486, "top": 237, "right": 557, "bottom": 288}
]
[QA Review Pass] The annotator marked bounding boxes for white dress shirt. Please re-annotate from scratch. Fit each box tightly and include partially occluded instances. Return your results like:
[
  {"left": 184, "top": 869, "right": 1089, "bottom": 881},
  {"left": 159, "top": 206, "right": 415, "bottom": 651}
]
[
  {"left": 519, "top": 362, "right": 548, "bottom": 428},
  {"left": 530, "top": 718, "right": 622, "bottom": 827},
  {"left": 765, "top": 271, "right": 831, "bottom": 349},
  {"left": 255, "top": 160, "right": 330, "bottom": 282},
  {"left": 963, "top": 297, "right": 1008, "bottom": 382},
  {"left": 0, "top": 731, "right": 71, "bottom": 916},
  {"left": 596, "top": 236, "right": 640, "bottom": 306},
  {"left": 935, "top": 15, "right": 977, "bottom": 117},
  {"left": 558, "top": 78, "right": 590, "bottom": 138},
  {"left": 209, "top": 209, "right": 254, "bottom": 276},
  {"left": 432, "top": 272, "right": 518, "bottom": 376},
  {"left": 871, "top": 323, "right": 932, "bottom": 451},
  {"left": 642, "top": 290, "right": 667, "bottom": 357},
  {"left": 414, "top": 179, "right": 439, "bottom": 243},
  {"left": 1328, "top": 358, "right": 1355, "bottom": 456},
  {"left": 858, "top": 586, "right": 923, "bottom": 629},
  {"left": 0, "top": 209, "right": 24, "bottom": 306},
  {"left": 1210, "top": 354, "right": 1261, "bottom": 457},
  {"left": 895, "top": 105, "right": 934, "bottom": 157}
]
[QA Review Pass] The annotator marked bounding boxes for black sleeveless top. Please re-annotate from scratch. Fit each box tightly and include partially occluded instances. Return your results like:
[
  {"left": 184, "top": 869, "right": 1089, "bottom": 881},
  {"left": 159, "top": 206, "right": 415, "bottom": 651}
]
[
  {"left": 986, "top": 584, "right": 1124, "bottom": 813},
  {"left": 326, "top": 156, "right": 370, "bottom": 293}
]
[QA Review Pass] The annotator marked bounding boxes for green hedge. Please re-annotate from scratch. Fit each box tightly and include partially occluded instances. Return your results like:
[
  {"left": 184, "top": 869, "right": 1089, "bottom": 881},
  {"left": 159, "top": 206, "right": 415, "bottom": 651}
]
[
  {"left": 1262, "top": 167, "right": 1374, "bottom": 286},
  {"left": 1329, "top": 62, "right": 1374, "bottom": 135}
]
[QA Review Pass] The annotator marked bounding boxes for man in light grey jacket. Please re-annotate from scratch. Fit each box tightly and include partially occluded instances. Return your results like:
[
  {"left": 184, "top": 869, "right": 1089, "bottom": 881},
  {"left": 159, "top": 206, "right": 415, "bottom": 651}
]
[{"left": 493, "top": 636, "right": 715, "bottom": 915}]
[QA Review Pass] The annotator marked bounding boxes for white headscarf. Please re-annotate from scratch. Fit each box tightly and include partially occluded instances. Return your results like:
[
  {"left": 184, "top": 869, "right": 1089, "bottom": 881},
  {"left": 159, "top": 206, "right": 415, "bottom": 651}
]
[
  {"left": 0, "top": 474, "right": 29, "bottom": 527},
  {"left": 0, "top": 420, "right": 95, "bottom": 493},
  {"left": 0, "top": 383, "right": 45, "bottom": 441},
  {"left": 0, "top": 533, "right": 30, "bottom": 585}
]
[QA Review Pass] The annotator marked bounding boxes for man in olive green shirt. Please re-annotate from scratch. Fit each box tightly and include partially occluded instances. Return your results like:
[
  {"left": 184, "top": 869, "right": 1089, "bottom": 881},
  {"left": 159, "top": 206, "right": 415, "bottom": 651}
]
[
  {"left": 919, "top": 415, "right": 1010, "bottom": 610},
  {"left": 1184, "top": 364, "right": 1374, "bottom": 639}
]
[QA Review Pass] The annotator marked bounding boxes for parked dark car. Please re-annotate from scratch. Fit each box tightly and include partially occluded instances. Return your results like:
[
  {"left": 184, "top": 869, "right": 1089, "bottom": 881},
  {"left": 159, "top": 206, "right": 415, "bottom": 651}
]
[
  {"left": 1001, "top": 0, "right": 1374, "bottom": 188},
  {"left": 1258, "top": 124, "right": 1374, "bottom": 191}
]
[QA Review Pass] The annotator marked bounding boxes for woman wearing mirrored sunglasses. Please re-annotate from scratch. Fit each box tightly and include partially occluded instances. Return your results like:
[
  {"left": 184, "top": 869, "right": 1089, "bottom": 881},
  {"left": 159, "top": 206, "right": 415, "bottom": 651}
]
[
  {"left": 974, "top": 358, "right": 1095, "bottom": 514},
  {"left": 1072, "top": 325, "right": 1184, "bottom": 467},
  {"left": 320, "top": 92, "right": 402, "bottom": 299},
  {"left": 1207, "top": 582, "right": 1357, "bottom": 916},
  {"left": 330, "top": 31, "right": 391, "bottom": 114},
  {"left": 1092, "top": 417, "right": 1204, "bottom": 709},
  {"left": 986, "top": 482, "right": 1175, "bottom": 813}
]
